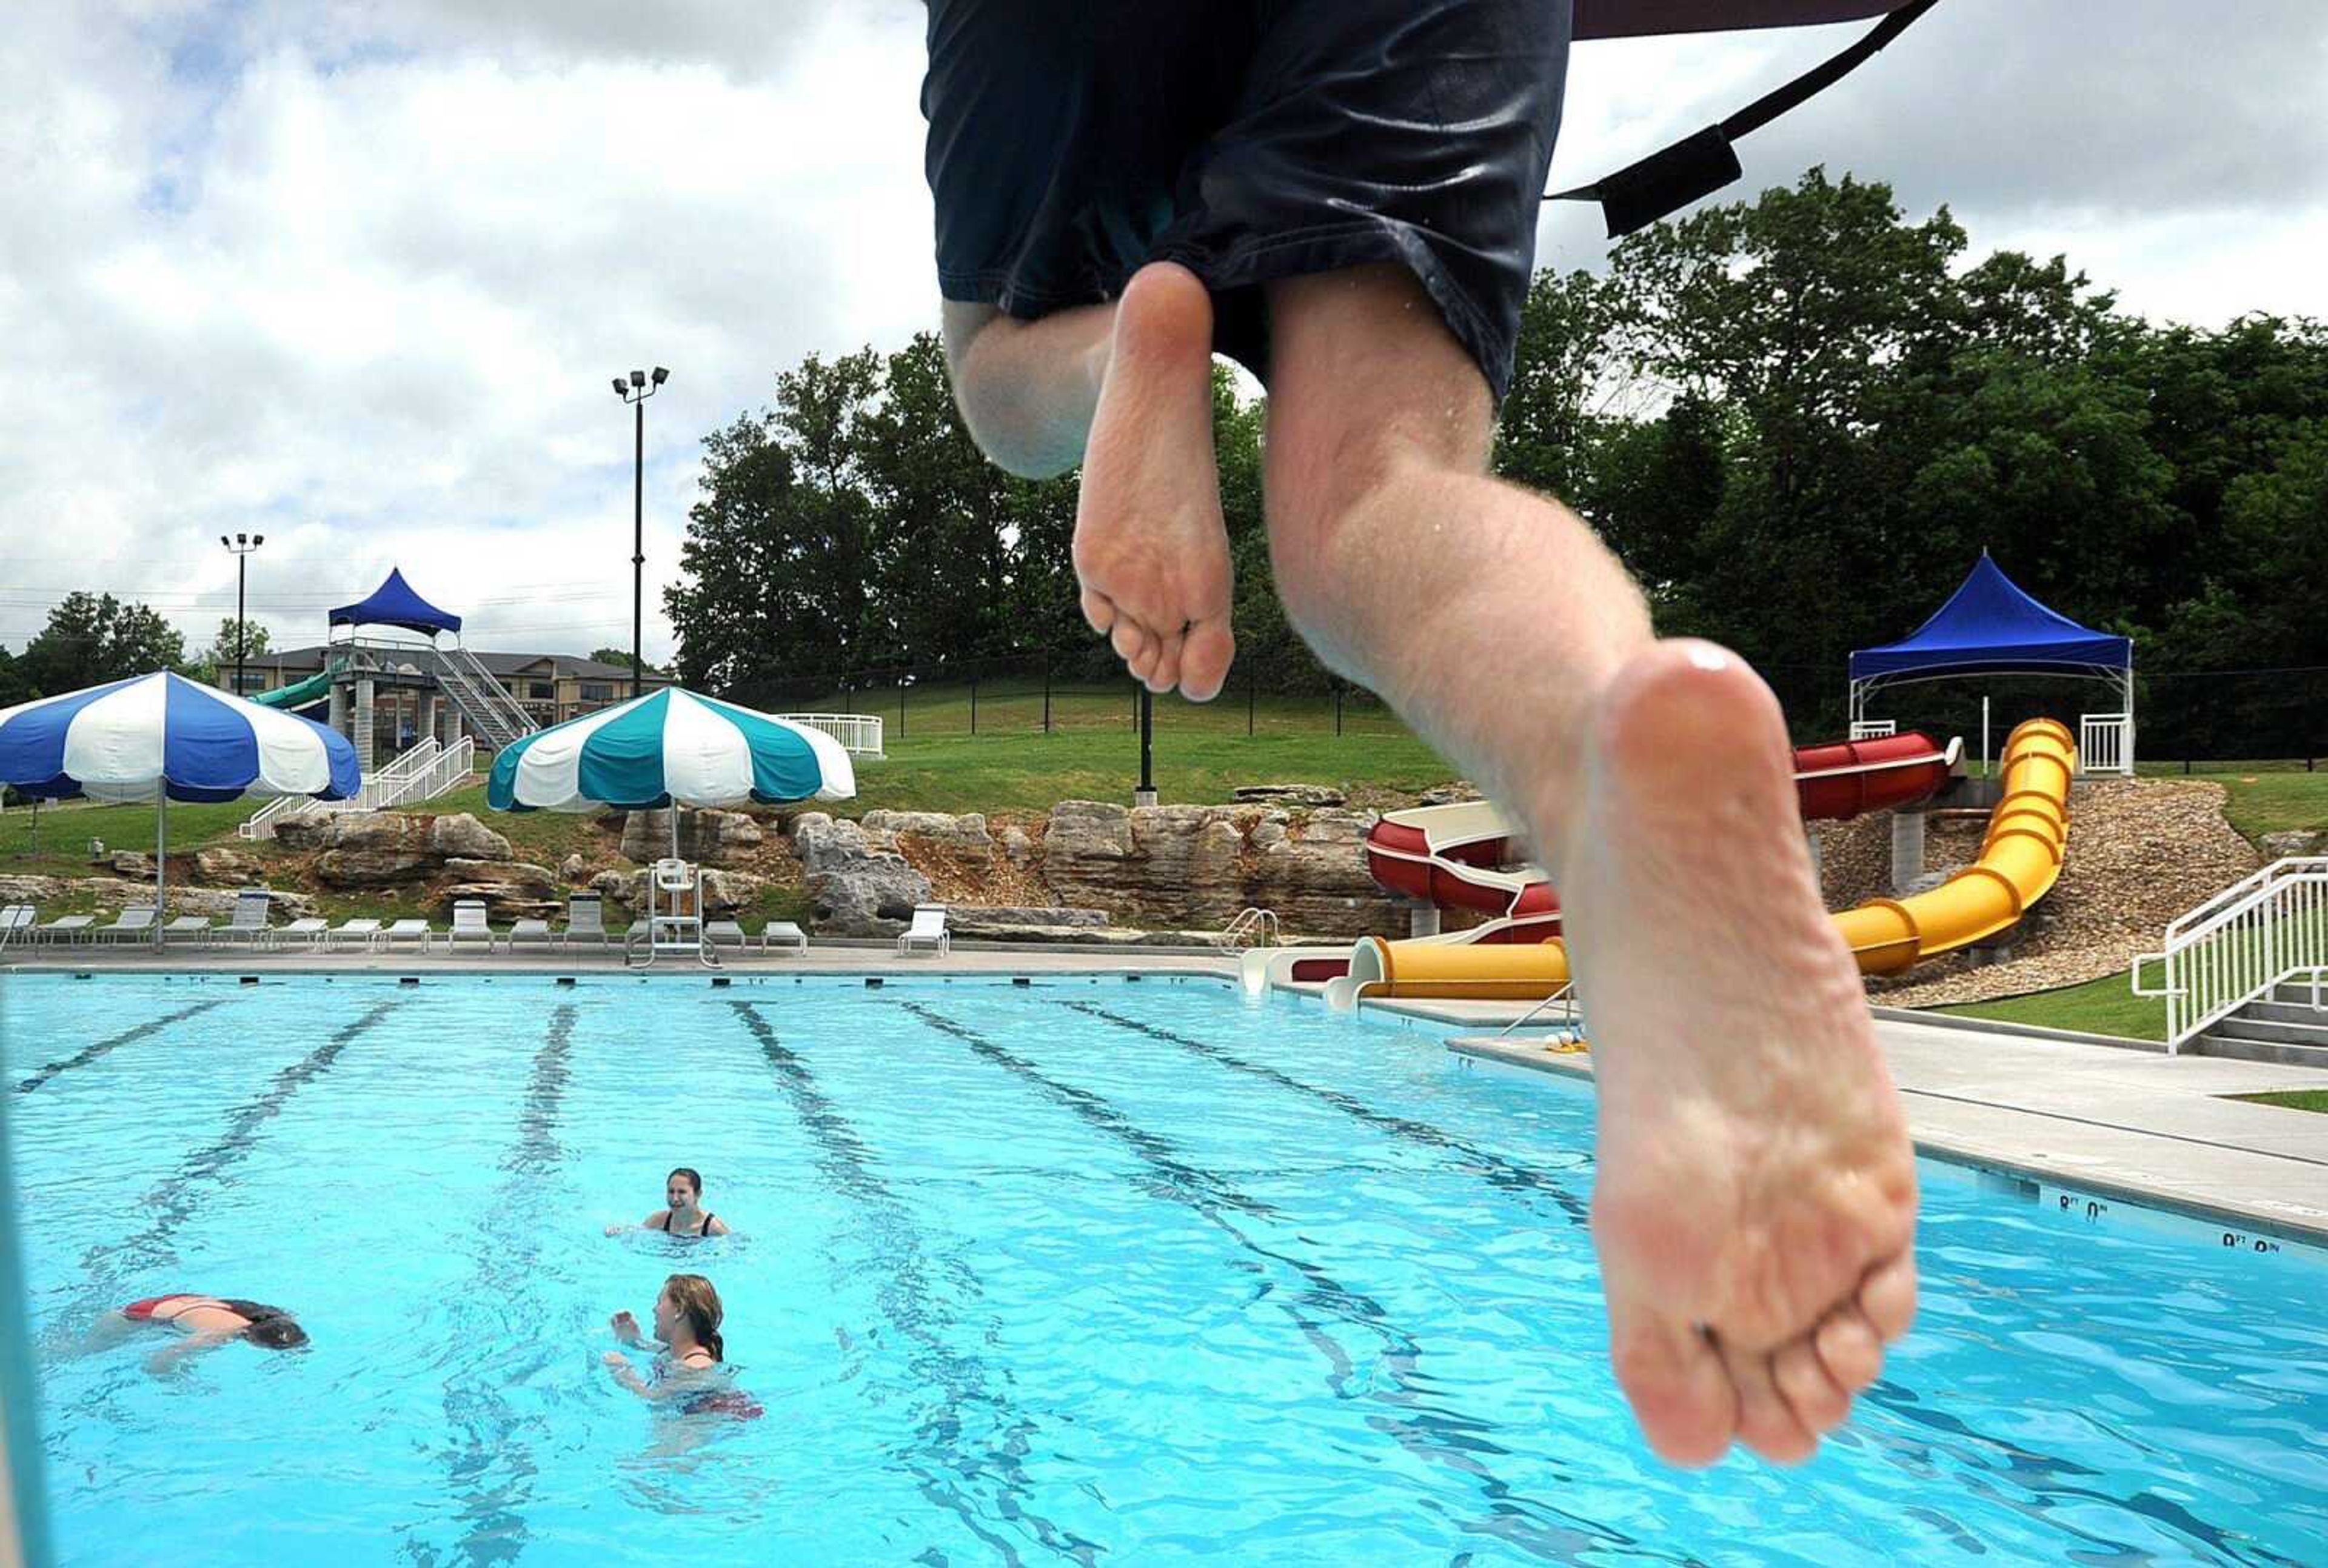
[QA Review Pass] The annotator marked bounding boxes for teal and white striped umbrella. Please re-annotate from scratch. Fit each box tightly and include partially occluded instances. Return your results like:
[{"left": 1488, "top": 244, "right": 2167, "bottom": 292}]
[{"left": 486, "top": 688, "right": 854, "bottom": 813}]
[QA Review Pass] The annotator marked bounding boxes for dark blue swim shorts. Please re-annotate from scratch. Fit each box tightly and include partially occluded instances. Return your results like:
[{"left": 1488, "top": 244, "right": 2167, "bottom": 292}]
[{"left": 920, "top": 0, "right": 1573, "bottom": 399}]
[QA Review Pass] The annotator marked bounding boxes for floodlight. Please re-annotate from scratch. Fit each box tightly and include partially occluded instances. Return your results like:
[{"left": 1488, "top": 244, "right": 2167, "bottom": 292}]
[
  {"left": 629, "top": 369, "right": 646, "bottom": 388},
  {"left": 650, "top": 367, "right": 669, "bottom": 386},
  {"left": 612, "top": 378, "right": 627, "bottom": 397}
]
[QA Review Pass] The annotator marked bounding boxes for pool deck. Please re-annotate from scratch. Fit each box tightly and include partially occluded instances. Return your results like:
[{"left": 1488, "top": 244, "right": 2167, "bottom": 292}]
[{"left": 10, "top": 946, "right": 2328, "bottom": 1247}]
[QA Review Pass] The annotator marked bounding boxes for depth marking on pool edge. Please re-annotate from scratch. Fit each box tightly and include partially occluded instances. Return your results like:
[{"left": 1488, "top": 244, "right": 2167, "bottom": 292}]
[
  {"left": 898, "top": 1000, "right": 1647, "bottom": 1565},
  {"left": 724, "top": 1001, "right": 1099, "bottom": 1568},
  {"left": 405, "top": 1002, "right": 578, "bottom": 1567},
  {"left": 69, "top": 998, "right": 404, "bottom": 1323},
  {"left": 1062, "top": 1001, "right": 1594, "bottom": 1229},
  {"left": 13, "top": 998, "right": 230, "bottom": 1096}
]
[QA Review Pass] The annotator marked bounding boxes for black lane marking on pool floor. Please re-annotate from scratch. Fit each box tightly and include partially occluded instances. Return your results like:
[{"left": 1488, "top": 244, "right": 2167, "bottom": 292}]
[
  {"left": 1062, "top": 1002, "right": 1593, "bottom": 1228},
  {"left": 726, "top": 1002, "right": 1099, "bottom": 1568},
  {"left": 900, "top": 1001, "right": 1664, "bottom": 1566},
  {"left": 13, "top": 999, "right": 229, "bottom": 1095},
  {"left": 73, "top": 995, "right": 405, "bottom": 1312},
  {"left": 404, "top": 1003, "right": 578, "bottom": 1568}
]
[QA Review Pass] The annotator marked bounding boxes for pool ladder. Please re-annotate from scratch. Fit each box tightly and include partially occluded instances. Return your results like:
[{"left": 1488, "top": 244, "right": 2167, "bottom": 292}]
[{"left": 1223, "top": 907, "right": 1280, "bottom": 950}]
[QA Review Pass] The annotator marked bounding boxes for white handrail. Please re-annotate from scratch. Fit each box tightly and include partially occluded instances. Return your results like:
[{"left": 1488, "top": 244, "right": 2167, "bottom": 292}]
[
  {"left": 1223, "top": 907, "right": 1280, "bottom": 950},
  {"left": 1497, "top": 982, "right": 1580, "bottom": 1039},
  {"left": 775, "top": 712, "right": 885, "bottom": 759},
  {"left": 2132, "top": 858, "right": 2328, "bottom": 1051}
]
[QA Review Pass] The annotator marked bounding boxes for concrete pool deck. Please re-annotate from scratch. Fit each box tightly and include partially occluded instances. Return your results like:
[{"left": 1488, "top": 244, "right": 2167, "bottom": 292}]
[{"left": 9, "top": 946, "right": 2328, "bottom": 1249}]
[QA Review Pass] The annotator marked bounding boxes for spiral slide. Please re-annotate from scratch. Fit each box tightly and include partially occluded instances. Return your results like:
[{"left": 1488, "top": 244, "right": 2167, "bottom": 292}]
[
  {"left": 1325, "top": 718, "right": 2072, "bottom": 1008},
  {"left": 1248, "top": 730, "right": 1960, "bottom": 990}
]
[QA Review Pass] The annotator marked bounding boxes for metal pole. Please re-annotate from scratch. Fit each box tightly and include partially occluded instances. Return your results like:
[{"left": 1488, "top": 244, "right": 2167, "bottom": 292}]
[
  {"left": 235, "top": 553, "right": 247, "bottom": 698},
  {"left": 1334, "top": 682, "right": 1343, "bottom": 737},
  {"left": 1981, "top": 695, "right": 1990, "bottom": 779},
  {"left": 1043, "top": 654, "right": 1052, "bottom": 734},
  {"left": 154, "top": 781, "right": 166, "bottom": 946},
  {"left": 970, "top": 675, "right": 978, "bottom": 735},
  {"left": 1247, "top": 668, "right": 1255, "bottom": 737},
  {"left": 632, "top": 396, "right": 645, "bottom": 702},
  {"left": 1139, "top": 687, "right": 1154, "bottom": 801},
  {"left": 898, "top": 679, "right": 906, "bottom": 739}
]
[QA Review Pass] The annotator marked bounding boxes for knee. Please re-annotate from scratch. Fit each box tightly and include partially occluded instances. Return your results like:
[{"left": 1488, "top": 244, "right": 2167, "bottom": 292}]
[{"left": 942, "top": 308, "right": 1085, "bottom": 481}]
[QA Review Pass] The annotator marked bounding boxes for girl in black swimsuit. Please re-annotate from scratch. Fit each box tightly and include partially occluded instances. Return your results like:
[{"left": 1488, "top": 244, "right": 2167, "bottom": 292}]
[
  {"left": 604, "top": 1273, "right": 761, "bottom": 1419},
  {"left": 608, "top": 1166, "right": 731, "bottom": 1238}
]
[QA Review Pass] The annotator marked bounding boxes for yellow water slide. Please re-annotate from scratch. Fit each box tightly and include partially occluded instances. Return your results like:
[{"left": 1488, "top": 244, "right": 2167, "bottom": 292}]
[{"left": 1339, "top": 718, "right": 2075, "bottom": 1004}]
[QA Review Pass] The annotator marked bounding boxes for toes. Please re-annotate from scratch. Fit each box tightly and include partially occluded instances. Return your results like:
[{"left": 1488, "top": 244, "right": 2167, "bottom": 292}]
[
  {"left": 1717, "top": 1336, "right": 1817, "bottom": 1466},
  {"left": 1145, "top": 630, "right": 1184, "bottom": 695},
  {"left": 1858, "top": 1252, "right": 1918, "bottom": 1344},
  {"left": 1772, "top": 1336, "right": 1851, "bottom": 1436},
  {"left": 1178, "top": 618, "right": 1236, "bottom": 704},
  {"left": 1813, "top": 1301, "right": 1885, "bottom": 1393},
  {"left": 1608, "top": 1304, "right": 1736, "bottom": 1468},
  {"left": 1081, "top": 587, "right": 1117, "bottom": 636},
  {"left": 1111, "top": 616, "right": 1153, "bottom": 673}
]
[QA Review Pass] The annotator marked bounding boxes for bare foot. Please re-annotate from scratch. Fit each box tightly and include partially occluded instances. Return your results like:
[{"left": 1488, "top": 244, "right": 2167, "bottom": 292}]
[
  {"left": 1553, "top": 640, "right": 1919, "bottom": 1467},
  {"left": 1074, "top": 261, "right": 1236, "bottom": 701}
]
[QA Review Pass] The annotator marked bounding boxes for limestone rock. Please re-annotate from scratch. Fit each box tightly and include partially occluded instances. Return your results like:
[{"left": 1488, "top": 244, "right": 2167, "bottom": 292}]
[
  {"left": 313, "top": 816, "right": 440, "bottom": 887},
  {"left": 2259, "top": 830, "right": 2326, "bottom": 861},
  {"left": 863, "top": 810, "right": 991, "bottom": 866},
  {"left": 427, "top": 813, "right": 513, "bottom": 862},
  {"left": 559, "top": 853, "right": 587, "bottom": 882},
  {"left": 699, "top": 869, "right": 767, "bottom": 917},
  {"left": 790, "top": 813, "right": 930, "bottom": 935},
  {"left": 1233, "top": 784, "right": 1346, "bottom": 807},
  {"left": 945, "top": 905, "right": 1109, "bottom": 933},
  {"left": 620, "top": 807, "right": 765, "bottom": 867},
  {"left": 108, "top": 851, "right": 156, "bottom": 879},
  {"left": 1039, "top": 799, "right": 1400, "bottom": 938},
  {"left": 194, "top": 847, "right": 264, "bottom": 886},
  {"left": 1419, "top": 781, "right": 1484, "bottom": 806},
  {"left": 998, "top": 826, "right": 1035, "bottom": 865},
  {"left": 0, "top": 875, "right": 64, "bottom": 906}
]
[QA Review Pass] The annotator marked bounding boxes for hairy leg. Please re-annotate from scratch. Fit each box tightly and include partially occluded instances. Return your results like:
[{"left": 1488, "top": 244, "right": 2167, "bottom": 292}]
[{"left": 1261, "top": 263, "right": 1918, "bottom": 1468}]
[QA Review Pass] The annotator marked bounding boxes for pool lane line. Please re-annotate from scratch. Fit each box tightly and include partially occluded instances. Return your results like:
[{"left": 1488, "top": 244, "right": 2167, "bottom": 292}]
[
  {"left": 70, "top": 999, "right": 402, "bottom": 1318},
  {"left": 405, "top": 1003, "right": 578, "bottom": 1568},
  {"left": 724, "top": 1002, "right": 1099, "bottom": 1568},
  {"left": 1061, "top": 1001, "right": 1593, "bottom": 1229},
  {"left": 900, "top": 1001, "right": 1659, "bottom": 1565},
  {"left": 13, "top": 999, "right": 230, "bottom": 1096}
]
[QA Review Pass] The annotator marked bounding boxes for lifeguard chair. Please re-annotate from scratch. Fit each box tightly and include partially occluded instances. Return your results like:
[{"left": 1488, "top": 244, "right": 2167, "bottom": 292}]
[{"left": 629, "top": 857, "right": 718, "bottom": 969}]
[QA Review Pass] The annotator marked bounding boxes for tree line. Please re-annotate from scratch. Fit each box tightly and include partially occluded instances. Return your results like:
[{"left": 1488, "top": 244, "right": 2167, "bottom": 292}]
[
  {"left": 0, "top": 601, "right": 270, "bottom": 710},
  {"left": 669, "top": 168, "right": 2326, "bottom": 750}
]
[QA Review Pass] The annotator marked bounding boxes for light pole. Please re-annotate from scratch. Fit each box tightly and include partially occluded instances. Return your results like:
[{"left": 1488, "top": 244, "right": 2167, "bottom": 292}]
[
  {"left": 218, "top": 533, "right": 264, "bottom": 696},
  {"left": 611, "top": 367, "right": 669, "bottom": 700}
]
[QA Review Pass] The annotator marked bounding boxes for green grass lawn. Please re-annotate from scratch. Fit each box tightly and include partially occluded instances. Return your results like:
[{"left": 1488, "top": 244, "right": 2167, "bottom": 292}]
[
  {"left": 1933, "top": 969, "right": 2167, "bottom": 1043},
  {"left": 2231, "top": 1089, "right": 2328, "bottom": 1114},
  {"left": 2150, "top": 766, "right": 2328, "bottom": 842}
]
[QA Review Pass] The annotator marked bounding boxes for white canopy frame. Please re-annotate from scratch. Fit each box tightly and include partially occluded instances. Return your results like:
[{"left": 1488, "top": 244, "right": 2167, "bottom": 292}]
[{"left": 1849, "top": 664, "right": 2135, "bottom": 776}]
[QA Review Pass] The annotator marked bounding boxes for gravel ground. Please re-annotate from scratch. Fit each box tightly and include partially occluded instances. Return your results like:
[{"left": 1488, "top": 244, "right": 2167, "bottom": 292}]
[{"left": 1814, "top": 779, "right": 2259, "bottom": 1006}]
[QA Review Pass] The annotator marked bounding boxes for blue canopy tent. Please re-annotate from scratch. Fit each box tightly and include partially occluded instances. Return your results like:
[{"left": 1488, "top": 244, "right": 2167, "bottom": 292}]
[
  {"left": 329, "top": 567, "right": 462, "bottom": 638},
  {"left": 1848, "top": 553, "right": 2135, "bottom": 773}
]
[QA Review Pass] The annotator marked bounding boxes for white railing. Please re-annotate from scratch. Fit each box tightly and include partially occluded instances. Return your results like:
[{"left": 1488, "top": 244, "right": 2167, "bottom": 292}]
[
  {"left": 235, "top": 737, "right": 475, "bottom": 839},
  {"left": 1223, "top": 907, "right": 1280, "bottom": 950},
  {"left": 2079, "top": 712, "right": 2133, "bottom": 776},
  {"left": 1849, "top": 720, "right": 1898, "bottom": 740},
  {"left": 2132, "top": 858, "right": 2328, "bottom": 1051},
  {"left": 776, "top": 713, "right": 885, "bottom": 759}
]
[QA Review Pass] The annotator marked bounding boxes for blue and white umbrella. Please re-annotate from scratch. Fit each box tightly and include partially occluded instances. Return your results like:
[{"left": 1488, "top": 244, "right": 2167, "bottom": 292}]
[
  {"left": 0, "top": 671, "right": 361, "bottom": 931},
  {"left": 487, "top": 687, "right": 854, "bottom": 823}
]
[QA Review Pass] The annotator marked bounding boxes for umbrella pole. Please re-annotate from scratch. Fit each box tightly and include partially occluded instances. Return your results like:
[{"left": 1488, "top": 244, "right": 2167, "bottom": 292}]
[{"left": 154, "top": 782, "right": 167, "bottom": 948}]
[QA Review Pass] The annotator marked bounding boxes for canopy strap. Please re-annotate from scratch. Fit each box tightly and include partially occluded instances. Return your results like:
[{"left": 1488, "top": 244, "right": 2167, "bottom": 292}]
[{"left": 1548, "top": 0, "right": 1944, "bottom": 238}]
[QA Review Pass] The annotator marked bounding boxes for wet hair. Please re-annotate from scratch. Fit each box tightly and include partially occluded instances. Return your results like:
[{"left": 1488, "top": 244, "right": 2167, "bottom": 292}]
[
  {"left": 663, "top": 1274, "right": 724, "bottom": 1362},
  {"left": 218, "top": 1299, "right": 309, "bottom": 1350},
  {"left": 667, "top": 1167, "right": 703, "bottom": 1201}
]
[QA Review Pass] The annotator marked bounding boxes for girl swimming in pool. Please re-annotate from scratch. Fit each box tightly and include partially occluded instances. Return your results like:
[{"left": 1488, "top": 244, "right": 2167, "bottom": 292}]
[
  {"left": 91, "top": 1293, "right": 309, "bottom": 1373},
  {"left": 605, "top": 1273, "right": 761, "bottom": 1418},
  {"left": 606, "top": 1167, "right": 731, "bottom": 1239}
]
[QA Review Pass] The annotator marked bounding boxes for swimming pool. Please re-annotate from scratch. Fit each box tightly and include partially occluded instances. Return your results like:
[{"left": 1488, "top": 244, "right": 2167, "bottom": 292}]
[{"left": 4, "top": 971, "right": 2324, "bottom": 1564}]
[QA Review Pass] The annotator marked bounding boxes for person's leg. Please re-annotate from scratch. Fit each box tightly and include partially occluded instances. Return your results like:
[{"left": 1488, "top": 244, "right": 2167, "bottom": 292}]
[
  {"left": 1262, "top": 262, "right": 1919, "bottom": 1467},
  {"left": 942, "top": 273, "right": 1237, "bottom": 700}
]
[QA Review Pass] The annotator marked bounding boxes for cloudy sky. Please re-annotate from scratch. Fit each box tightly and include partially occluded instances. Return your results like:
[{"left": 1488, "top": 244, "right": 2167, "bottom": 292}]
[{"left": 4, "top": 1, "right": 2322, "bottom": 668}]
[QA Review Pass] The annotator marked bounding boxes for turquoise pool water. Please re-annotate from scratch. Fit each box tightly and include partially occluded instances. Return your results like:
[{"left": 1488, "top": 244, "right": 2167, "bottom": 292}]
[{"left": 3, "top": 972, "right": 2324, "bottom": 1564}]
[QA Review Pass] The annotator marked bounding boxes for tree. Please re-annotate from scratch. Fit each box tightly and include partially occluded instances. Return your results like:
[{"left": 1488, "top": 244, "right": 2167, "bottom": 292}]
[
  {"left": 0, "top": 646, "right": 29, "bottom": 709},
  {"left": 18, "top": 593, "right": 187, "bottom": 696},
  {"left": 588, "top": 647, "right": 667, "bottom": 675},
  {"left": 193, "top": 618, "right": 271, "bottom": 685}
]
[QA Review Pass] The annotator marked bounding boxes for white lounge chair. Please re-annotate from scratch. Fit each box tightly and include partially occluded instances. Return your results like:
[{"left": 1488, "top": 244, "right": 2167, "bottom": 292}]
[
  {"left": 37, "top": 915, "right": 95, "bottom": 946},
  {"left": 0, "top": 906, "right": 33, "bottom": 950},
  {"left": 92, "top": 907, "right": 158, "bottom": 944},
  {"left": 327, "top": 918, "right": 383, "bottom": 950},
  {"left": 897, "top": 904, "right": 950, "bottom": 957},
  {"left": 706, "top": 919, "right": 750, "bottom": 953},
  {"left": 276, "top": 917, "right": 330, "bottom": 949},
  {"left": 379, "top": 918, "right": 433, "bottom": 953},
  {"left": 761, "top": 919, "right": 809, "bottom": 955},
  {"left": 161, "top": 915, "right": 216, "bottom": 945},
  {"left": 507, "top": 915, "right": 556, "bottom": 950},
  {"left": 561, "top": 895, "right": 614, "bottom": 950},
  {"left": 449, "top": 900, "right": 498, "bottom": 953},
  {"left": 213, "top": 892, "right": 273, "bottom": 947}
]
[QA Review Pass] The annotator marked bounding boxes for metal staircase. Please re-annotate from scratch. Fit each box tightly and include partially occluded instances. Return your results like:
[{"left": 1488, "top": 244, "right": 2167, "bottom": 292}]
[
  {"left": 427, "top": 646, "right": 537, "bottom": 753},
  {"left": 238, "top": 736, "right": 477, "bottom": 839},
  {"left": 2133, "top": 857, "right": 2328, "bottom": 1058}
]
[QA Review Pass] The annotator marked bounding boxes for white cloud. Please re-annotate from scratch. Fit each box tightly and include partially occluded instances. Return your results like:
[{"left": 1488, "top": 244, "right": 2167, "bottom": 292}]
[{"left": 3, "top": 1, "right": 2323, "bottom": 667}]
